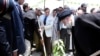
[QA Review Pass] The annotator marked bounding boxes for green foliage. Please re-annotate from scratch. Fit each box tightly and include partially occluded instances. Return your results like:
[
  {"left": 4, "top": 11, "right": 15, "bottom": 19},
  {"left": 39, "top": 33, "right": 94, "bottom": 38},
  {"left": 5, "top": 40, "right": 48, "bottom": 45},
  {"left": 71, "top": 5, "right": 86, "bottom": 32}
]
[{"left": 53, "top": 39, "right": 65, "bottom": 56}]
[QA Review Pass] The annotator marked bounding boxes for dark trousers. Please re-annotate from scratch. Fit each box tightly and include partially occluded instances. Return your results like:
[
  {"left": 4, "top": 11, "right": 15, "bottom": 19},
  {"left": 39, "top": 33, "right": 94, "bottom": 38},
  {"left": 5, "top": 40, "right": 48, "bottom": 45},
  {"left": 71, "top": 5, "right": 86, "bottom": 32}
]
[
  {"left": 60, "top": 28, "right": 70, "bottom": 53},
  {"left": 43, "top": 31, "right": 51, "bottom": 56}
]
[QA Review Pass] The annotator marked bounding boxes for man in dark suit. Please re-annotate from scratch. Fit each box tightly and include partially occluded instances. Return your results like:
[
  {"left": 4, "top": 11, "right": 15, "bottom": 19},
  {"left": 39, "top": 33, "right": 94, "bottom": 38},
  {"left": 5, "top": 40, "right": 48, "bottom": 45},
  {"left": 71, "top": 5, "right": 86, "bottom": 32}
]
[
  {"left": 11, "top": 0, "right": 25, "bottom": 56},
  {"left": 74, "top": 13, "right": 100, "bottom": 56},
  {"left": 0, "top": 0, "right": 26, "bottom": 56},
  {"left": 0, "top": 0, "right": 16, "bottom": 56}
]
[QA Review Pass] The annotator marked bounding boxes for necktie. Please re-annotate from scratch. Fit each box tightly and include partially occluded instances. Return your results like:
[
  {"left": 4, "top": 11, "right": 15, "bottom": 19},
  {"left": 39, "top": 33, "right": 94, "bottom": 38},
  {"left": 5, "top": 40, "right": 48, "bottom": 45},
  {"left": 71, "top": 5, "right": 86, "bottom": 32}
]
[{"left": 44, "top": 16, "right": 47, "bottom": 25}]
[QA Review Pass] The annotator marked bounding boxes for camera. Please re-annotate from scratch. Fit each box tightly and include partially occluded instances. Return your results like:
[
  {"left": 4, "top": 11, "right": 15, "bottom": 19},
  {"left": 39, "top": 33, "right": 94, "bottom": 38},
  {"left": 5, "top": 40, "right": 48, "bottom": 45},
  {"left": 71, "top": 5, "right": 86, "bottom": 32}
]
[{"left": 0, "top": 0, "right": 14, "bottom": 16}]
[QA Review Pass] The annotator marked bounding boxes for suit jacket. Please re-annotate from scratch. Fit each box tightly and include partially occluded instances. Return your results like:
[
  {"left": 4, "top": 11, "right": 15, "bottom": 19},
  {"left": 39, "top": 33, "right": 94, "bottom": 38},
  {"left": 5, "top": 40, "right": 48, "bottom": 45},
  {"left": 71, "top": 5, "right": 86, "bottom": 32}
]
[
  {"left": 11, "top": 2, "right": 25, "bottom": 54},
  {"left": 0, "top": 17, "right": 12, "bottom": 56},
  {"left": 38, "top": 14, "right": 54, "bottom": 37},
  {"left": 74, "top": 13, "right": 100, "bottom": 56}
]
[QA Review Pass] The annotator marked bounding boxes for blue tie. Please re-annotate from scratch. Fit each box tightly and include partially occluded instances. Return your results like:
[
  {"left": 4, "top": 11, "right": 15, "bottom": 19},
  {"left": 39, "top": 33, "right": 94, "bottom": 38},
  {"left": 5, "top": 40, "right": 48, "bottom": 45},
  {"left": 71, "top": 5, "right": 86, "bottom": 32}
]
[{"left": 44, "top": 16, "right": 47, "bottom": 25}]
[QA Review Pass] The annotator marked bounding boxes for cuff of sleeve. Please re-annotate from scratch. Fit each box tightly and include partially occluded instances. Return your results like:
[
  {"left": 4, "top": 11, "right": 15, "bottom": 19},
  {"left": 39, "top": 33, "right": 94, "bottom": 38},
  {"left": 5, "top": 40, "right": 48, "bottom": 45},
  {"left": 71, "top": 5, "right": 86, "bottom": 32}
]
[{"left": 13, "top": 49, "right": 18, "bottom": 52}]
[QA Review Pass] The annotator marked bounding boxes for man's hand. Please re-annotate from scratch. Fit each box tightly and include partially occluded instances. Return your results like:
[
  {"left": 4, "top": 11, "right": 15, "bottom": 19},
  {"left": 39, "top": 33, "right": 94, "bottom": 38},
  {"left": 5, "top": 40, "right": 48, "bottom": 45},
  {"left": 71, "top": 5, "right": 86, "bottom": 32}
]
[
  {"left": 38, "top": 28, "right": 41, "bottom": 32},
  {"left": 41, "top": 26, "right": 44, "bottom": 30},
  {"left": 40, "top": 39, "right": 44, "bottom": 45},
  {"left": 13, "top": 50, "right": 18, "bottom": 56}
]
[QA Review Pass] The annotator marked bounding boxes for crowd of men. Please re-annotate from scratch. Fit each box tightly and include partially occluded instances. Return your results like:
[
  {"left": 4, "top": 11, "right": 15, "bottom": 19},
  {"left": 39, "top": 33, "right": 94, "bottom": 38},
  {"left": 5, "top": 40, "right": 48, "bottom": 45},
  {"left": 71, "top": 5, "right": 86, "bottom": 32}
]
[{"left": 0, "top": 0, "right": 100, "bottom": 56}]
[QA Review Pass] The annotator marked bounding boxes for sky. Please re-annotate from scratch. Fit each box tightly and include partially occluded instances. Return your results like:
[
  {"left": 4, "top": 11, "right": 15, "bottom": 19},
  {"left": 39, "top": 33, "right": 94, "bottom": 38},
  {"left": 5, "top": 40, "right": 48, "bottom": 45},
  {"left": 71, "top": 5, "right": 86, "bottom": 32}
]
[{"left": 24, "top": 0, "right": 100, "bottom": 12}]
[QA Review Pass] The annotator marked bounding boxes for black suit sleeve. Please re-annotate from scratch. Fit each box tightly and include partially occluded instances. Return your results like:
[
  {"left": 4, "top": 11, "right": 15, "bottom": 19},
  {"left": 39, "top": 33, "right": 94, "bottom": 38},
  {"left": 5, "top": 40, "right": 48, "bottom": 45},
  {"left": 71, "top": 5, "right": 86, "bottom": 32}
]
[{"left": 74, "top": 13, "right": 100, "bottom": 56}]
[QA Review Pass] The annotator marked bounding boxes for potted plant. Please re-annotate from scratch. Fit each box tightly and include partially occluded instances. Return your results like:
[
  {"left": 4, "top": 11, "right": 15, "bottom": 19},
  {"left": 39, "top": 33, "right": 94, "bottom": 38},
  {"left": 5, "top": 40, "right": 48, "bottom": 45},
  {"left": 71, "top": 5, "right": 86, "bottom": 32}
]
[{"left": 53, "top": 39, "right": 65, "bottom": 56}]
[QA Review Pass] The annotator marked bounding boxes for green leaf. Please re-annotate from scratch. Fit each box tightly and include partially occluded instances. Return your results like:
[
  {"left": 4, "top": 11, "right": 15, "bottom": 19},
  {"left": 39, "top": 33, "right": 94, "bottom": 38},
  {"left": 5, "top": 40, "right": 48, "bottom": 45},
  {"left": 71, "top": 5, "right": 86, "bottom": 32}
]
[{"left": 53, "top": 39, "right": 65, "bottom": 56}]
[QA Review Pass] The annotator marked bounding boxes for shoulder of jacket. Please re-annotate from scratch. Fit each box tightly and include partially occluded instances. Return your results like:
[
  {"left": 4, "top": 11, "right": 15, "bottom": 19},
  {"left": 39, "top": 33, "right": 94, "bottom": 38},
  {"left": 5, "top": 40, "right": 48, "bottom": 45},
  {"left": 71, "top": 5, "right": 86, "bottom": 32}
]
[{"left": 40, "top": 14, "right": 45, "bottom": 17}]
